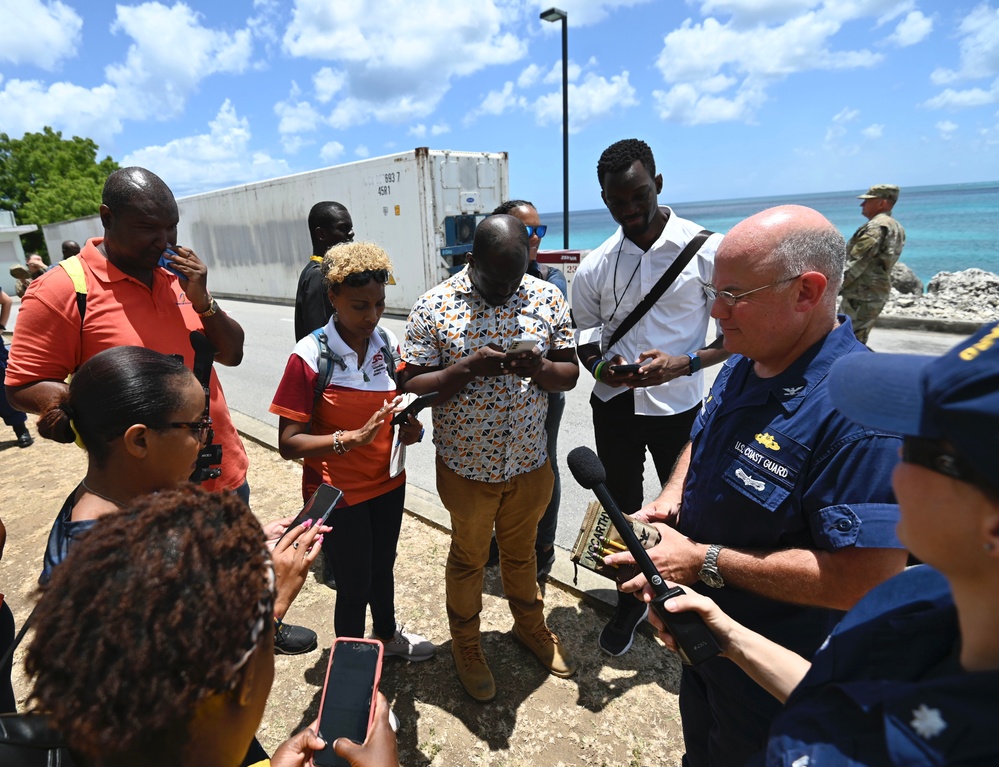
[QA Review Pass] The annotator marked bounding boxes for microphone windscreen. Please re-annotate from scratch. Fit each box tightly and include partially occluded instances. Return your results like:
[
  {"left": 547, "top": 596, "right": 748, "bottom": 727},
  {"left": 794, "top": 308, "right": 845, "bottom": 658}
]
[{"left": 567, "top": 446, "right": 606, "bottom": 490}]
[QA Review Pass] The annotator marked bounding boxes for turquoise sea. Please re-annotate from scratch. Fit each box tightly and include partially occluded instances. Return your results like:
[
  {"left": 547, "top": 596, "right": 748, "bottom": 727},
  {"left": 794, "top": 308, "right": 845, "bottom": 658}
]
[{"left": 538, "top": 181, "right": 999, "bottom": 286}]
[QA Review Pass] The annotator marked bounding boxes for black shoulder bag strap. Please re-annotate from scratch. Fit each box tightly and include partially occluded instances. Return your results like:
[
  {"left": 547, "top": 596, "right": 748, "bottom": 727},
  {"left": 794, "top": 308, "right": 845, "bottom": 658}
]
[{"left": 607, "top": 229, "right": 713, "bottom": 351}]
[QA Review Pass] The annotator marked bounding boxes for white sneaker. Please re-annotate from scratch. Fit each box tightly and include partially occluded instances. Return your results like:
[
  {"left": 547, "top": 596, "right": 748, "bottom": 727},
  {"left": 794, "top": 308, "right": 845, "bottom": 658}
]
[{"left": 370, "top": 622, "right": 436, "bottom": 662}]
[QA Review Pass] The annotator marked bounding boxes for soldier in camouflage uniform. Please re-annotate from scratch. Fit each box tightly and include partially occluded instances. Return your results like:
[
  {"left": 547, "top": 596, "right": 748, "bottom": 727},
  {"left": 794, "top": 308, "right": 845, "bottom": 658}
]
[{"left": 839, "top": 184, "right": 906, "bottom": 344}]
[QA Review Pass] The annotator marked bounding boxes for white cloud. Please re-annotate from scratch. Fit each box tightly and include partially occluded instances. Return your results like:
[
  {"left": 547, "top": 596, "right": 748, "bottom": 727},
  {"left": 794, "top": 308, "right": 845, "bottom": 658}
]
[
  {"left": 936, "top": 120, "right": 958, "bottom": 140},
  {"left": 106, "top": 3, "right": 253, "bottom": 119},
  {"left": 274, "top": 90, "right": 324, "bottom": 138},
  {"left": 534, "top": 0, "right": 655, "bottom": 27},
  {"left": 282, "top": 0, "right": 527, "bottom": 128},
  {"left": 0, "top": 0, "right": 82, "bottom": 70},
  {"left": 0, "top": 79, "right": 120, "bottom": 144},
  {"left": 355, "top": 145, "right": 370, "bottom": 158},
  {"left": 121, "top": 100, "right": 289, "bottom": 196},
  {"left": 862, "top": 123, "right": 884, "bottom": 138},
  {"left": 518, "top": 64, "right": 542, "bottom": 88},
  {"left": 833, "top": 107, "right": 860, "bottom": 123},
  {"left": 320, "top": 141, "right": 345, "bottom": 162},
  {"left": 543, "top": 59, "right": 583, "bottom": 84},
  {"left": 652, "top": 3, "right": 888, "bottom": 125},
  {"left": 885, "top": 10, "right": 932, "bottom": 47},
  {"left": 408, "top": 124, "right": 427, "bottom": 139},
  {"left": 465, "top": 81, "right": 528, "bottom": 125},
  {"left": 931, "top": 4, "right": 999, "bottom": 84},
  {"left": 923, "top": 79, "right": 999, "bottom": 110},
  {"left": 535, "top": 71, "right": 638, "bottom": 132},
  {"left": 431, "top": 122, "right": 450, "bottom": 135},
  {"left": 314, "top": 67, "right": 347, "bottom": 103}
]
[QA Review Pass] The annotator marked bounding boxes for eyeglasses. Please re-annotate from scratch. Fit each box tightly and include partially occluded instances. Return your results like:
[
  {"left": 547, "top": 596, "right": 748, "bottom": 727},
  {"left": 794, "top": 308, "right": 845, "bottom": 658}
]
[
  {"left": 343, "top": 269, "right": 390, "bottom": 287},
  {"left": 901, "top": 437, "right": 980, "bottom": 484},
  {"left": 525, "top": 225, "right": 547, "bottom": 238},
  {"left": 164, "top": 417, "right": 214, "bottom": 444},
  {"left": 703, "top": 275, "right": 802, "bottom": 306}
]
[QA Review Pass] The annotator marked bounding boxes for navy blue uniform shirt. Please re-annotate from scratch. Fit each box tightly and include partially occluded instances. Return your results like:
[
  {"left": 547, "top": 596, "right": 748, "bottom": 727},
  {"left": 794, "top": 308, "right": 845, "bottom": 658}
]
[
  {"left": 676, "top": 318, "right": 904, "bottom": 767},
  {"left": 758, "top": 565, "right": 998, "bottom": 766}
]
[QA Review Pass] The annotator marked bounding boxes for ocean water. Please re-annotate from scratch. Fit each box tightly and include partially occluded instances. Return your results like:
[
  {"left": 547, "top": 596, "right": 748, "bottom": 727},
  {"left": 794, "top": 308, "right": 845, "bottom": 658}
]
[{"left": 538, "top": 181, "right": 999, "bottom": 286}]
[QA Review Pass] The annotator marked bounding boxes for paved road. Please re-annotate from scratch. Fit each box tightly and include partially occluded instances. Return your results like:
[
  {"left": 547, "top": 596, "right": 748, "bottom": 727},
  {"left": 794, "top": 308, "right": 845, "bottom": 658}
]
[{"left": 214, "top": 300, "right": 970, "bottom": 551}]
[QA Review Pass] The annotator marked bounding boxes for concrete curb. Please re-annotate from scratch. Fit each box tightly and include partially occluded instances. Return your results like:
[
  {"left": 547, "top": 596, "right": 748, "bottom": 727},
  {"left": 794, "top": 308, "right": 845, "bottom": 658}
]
[
  {"left": 229, "top": 409, "right": 623, "bottom": 615},
  {"left": 877, "top": 314, "right": 985, "bottom": 335}
]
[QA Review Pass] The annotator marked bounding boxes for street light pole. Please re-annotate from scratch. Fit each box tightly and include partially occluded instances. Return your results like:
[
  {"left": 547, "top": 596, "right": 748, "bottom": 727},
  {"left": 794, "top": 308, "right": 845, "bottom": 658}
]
[{"left": 540, "top": 7, "right": 569, "bottom": 250}]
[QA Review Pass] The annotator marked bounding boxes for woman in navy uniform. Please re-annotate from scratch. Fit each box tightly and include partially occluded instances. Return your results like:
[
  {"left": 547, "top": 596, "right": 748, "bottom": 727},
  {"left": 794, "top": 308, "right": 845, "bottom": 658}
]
[{"left": 650, "top": 321, "right": 999, "bottom": 766}]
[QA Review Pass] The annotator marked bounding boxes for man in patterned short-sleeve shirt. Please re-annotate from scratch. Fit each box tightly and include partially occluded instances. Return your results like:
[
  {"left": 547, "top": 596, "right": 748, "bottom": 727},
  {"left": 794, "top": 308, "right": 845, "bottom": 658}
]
[{"left": 401, "top": 215, "right": 579, "bottom": 702}]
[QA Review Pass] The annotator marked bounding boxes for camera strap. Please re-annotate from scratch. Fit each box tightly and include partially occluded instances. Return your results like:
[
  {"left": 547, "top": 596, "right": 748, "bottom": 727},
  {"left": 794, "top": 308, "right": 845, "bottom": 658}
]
[{"left": 189, "top": 330, "right": 216, "bottom": 390}]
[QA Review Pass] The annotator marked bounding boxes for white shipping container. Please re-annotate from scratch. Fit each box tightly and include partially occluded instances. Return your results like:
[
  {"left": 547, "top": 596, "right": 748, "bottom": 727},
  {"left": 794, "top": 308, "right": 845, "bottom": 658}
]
[{"left": 42, "top": 148, "right": 509, "bottom": 315}]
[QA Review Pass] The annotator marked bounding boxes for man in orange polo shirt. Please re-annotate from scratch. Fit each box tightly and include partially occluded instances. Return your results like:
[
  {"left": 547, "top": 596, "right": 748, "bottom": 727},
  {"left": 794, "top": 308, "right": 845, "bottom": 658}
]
[{"left": 5, "top": 168, "right": 317, "bottom": 654}]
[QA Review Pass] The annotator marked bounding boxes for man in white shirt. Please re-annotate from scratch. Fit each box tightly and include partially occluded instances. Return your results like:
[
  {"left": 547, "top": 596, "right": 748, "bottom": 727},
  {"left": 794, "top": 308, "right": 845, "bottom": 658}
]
[{"left": 571, "top": 138, "right": 727, "bottom": 656}]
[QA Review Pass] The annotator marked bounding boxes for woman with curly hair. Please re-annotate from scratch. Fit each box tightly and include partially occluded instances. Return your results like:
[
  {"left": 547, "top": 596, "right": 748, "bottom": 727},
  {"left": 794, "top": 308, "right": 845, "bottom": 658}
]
[
  {"left": 25, "top": 485, "right": 399, "bottom": 767},
  {"left": 270, "top": 242, "right": 434, "bottom": 662}
]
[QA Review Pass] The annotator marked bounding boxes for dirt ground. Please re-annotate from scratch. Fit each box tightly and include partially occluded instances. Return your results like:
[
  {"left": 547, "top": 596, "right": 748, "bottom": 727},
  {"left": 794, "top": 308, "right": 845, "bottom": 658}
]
[{"left": 0, "top": 432, "right": 687, "bottom": 766}]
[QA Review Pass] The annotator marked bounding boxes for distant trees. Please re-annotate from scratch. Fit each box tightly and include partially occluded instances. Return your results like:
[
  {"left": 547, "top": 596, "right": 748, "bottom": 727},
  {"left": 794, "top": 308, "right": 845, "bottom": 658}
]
[{"left": 0, "top": 127, "right": 118, "bottom": 258}]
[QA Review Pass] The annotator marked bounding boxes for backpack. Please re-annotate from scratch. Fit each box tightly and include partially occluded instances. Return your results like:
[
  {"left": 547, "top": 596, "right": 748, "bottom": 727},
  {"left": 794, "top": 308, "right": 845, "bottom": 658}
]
[{"left": 311, "top": 327, "right": 398, "bottom": 404}]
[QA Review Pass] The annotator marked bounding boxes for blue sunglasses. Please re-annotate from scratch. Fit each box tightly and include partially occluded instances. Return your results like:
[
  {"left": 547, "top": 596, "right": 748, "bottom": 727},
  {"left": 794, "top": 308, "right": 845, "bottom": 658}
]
[{"left": 525, "top": 225, "right": 547, "bottom": 238}]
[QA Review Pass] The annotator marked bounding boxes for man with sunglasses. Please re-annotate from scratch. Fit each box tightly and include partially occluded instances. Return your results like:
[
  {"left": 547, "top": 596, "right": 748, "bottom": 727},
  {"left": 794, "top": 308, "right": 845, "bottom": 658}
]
[{"left": 603, "top": 205, "right": 907, "bottom": 767}]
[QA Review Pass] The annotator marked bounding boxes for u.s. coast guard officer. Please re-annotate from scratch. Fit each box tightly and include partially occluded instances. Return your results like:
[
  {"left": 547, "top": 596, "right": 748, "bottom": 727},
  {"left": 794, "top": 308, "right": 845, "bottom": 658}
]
[{"left": 605, "top": 205, "right": 908, "bottom": 767}]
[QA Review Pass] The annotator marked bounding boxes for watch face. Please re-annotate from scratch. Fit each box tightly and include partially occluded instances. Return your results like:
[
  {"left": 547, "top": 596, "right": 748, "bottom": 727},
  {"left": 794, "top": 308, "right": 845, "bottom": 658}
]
[{"left": 698, "top": 568, "right": 724, "bottom": 588}]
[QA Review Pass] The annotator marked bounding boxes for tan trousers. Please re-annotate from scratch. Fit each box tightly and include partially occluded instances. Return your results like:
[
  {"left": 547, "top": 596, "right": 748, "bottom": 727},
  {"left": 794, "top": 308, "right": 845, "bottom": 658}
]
[{"left": 436, "top": 458, "right": 553, "bottom": 647}]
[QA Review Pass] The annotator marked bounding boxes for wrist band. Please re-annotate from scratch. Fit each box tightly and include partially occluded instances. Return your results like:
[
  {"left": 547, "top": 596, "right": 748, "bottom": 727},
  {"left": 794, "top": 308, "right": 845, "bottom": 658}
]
[
  {"left": 332, "top": 430, "right": 351, "bottom": 455},
  {"left": 594, "top": 361, "right": 607, "bottom": 383}
]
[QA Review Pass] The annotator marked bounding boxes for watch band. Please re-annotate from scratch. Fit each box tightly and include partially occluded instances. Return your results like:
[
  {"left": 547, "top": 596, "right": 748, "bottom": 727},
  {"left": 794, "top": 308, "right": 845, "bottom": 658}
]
[
  {"left": 698, "top": 543, "right": 725, "bottom": 588},
  {"left": 686, "top": 352, "right": 702, "bottom": 376},
  {"left": 197, "top": 297, "right": 219, "bottom": 318}
]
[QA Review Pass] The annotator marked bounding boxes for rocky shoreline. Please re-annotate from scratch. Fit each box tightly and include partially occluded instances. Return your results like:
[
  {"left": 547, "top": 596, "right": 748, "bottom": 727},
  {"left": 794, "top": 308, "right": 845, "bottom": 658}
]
[{"left": 882, "top": 264, "right": 999, "bottom": 324}]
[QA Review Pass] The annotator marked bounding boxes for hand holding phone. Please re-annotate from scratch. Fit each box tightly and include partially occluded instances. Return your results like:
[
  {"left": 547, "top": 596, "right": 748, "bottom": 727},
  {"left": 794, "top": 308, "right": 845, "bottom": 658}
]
[
  {"left": 610, "top": 363, "right": 642, "bottom": 374},
  {"left": 314, "top": 638, "right": 384, "bottom": 767},
  {"left": 507, "top": 336, "right": 538, "bottom": 355},
  {"left": 278, "top": 483, "right": 342, "bottom": 543},
  {"left": 391, "top": 391, "right": 437, "bottom": 426}
]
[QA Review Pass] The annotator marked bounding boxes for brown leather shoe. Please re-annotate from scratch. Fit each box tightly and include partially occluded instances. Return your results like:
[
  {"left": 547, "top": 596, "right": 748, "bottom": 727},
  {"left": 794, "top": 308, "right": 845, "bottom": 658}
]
[
  {"left": 512, "top": 624, "right": 577, "bottom": 678},
  {"left": 451, "top": 642, "right": 496, "bottom": 702}
]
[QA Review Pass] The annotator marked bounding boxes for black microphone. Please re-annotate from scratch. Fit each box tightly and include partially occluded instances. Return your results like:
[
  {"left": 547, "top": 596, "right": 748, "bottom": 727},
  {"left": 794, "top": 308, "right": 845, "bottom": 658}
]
[{"left": 567, "top": 446, "right": 720, "bottom": 666}]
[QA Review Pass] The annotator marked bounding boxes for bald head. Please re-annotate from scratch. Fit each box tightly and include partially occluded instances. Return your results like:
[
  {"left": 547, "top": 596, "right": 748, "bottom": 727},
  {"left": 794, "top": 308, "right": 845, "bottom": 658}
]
[
  {"left": 61, "top": 240, "right": 81, "bottom": 260},
  {"left": 468, "top": 215, "right": 530, "bottom": 306},
  {"left": 721, "top": 205, "right": 845, "bottom": 304},
  {"left": 102, "top": 167, "right": 176, "bottom": 214}
]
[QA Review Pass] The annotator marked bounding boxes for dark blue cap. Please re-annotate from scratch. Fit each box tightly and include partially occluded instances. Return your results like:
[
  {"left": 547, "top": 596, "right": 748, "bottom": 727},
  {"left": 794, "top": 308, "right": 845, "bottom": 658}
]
[{"left": 829, "top": 322, "right": 999, "bottom": 488}]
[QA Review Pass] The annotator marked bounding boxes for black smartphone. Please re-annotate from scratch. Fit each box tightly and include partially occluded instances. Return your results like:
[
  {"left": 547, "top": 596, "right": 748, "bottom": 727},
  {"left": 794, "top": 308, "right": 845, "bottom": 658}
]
[
  {"left": 610, "top": 364, "right": 642, "bottom": 374},
  {"left": 314, "top": 638, "right": 384, "bottom": 767},
  {"left": 391, "top": 391, "right": 438, "bottom": 425},
  {"left": 278, "top": 483, "right": 342, "bottom": 542}
]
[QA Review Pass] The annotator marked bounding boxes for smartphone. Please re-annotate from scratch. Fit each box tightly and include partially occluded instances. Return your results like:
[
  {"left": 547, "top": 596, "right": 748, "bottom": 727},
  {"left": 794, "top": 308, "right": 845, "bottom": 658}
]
[
  {"left": 314, "top": 638, "right": 384, "bottom": 767},
  {"left": 390, "top": 391, "right": 438, "bottom": 426},
  {"left": 158, "top": 247, "right": 184, "bottom": 277},
  {"left": 610, "top": 364, "right": 642, "bottom": 374},
  {"left": 507, "top": 336, "right": 538, "bottom": 355},
  {"left": 278, "top": 483, "right": 343, "bottom": 542}
]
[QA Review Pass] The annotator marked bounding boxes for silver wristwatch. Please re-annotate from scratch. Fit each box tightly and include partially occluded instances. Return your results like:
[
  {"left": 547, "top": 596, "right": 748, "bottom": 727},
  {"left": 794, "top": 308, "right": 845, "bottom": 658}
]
[{"left": 698, "top": 544, "right": 725, "bottom": 588}]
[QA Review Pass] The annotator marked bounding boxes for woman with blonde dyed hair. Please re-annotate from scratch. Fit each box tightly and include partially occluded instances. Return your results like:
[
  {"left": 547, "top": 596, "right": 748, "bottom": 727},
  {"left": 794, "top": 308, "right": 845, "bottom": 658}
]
[{"left": 270, "top": 242, "right": 435, "bottom": 663}]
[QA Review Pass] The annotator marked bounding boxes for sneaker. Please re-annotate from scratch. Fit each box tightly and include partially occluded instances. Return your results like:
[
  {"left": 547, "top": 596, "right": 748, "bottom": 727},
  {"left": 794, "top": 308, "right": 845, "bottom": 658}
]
[
  {"left": 388, "top": 707, "right": 400, "bottom": 733},
  {"left": 371, "top": 623, "right": 435, "bottom": 662},
  {"left": 599, "top": 597, "right": 649, "bottom": 657},
  {"left": 512, "top": 623, "right": 576, "bottom": 678},
  {"left": 451, "top": 642, "right": 495, "bottom": 702},
  {"left": 274, "top": 622, "right": 318, "bottom": 655}
]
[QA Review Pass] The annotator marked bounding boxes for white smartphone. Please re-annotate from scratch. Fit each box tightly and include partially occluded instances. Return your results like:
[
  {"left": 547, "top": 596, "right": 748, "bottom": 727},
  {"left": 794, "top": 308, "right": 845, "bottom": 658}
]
[{"left": 507, "top": 336, "right": 538, "bottom": 355}]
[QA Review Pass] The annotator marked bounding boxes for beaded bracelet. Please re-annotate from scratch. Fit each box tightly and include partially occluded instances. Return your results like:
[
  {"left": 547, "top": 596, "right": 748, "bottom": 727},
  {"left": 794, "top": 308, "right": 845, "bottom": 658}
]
[{"left": 332, "top": 430, "right": 351, "bottom": 455}]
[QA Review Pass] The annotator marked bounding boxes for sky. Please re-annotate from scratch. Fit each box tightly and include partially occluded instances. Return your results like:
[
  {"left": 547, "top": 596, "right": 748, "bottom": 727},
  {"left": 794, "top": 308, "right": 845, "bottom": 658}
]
[{"left": 2, "top": 0, "right": 999, "bottom": 214}]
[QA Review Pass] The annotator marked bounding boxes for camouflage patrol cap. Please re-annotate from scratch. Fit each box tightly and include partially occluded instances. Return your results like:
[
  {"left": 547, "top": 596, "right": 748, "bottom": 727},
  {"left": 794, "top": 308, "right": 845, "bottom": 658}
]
[{"left": 857, "top": 184, "right": 899, "bottom": 202}]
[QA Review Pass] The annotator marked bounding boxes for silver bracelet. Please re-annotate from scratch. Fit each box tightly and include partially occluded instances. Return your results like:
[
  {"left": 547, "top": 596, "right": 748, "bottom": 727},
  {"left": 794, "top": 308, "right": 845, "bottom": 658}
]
[{"left": 332, "top": 430, "right": 351, "bottom": 456}]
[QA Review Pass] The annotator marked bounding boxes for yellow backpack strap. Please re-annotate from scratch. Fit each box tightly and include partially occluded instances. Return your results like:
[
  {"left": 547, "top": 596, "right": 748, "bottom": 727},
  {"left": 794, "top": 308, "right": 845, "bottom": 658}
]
[{"left": 57, "top": 255, "right": 88, "bottom": 325}]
